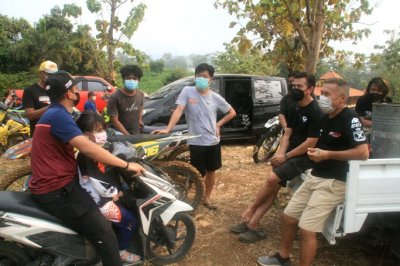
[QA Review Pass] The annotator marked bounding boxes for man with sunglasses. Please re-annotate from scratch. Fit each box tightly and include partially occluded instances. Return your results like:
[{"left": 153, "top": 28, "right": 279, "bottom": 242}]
[{"left": 230, "top": 72, "right": 323, "bottom": 243}]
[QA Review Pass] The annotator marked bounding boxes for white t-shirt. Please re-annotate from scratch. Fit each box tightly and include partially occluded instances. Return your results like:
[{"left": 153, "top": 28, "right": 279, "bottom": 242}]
[{"left": 176, "top": 86, "right": 231, "bottom": 146}]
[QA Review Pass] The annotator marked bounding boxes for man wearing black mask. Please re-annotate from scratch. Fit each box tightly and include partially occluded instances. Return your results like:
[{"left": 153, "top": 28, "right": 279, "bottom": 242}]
[
  {"left": 278, "top": 71, "right": 298, "bottom": 129},
  {"left": 229, "top": 72, "right": 323, "bottom": 243}
]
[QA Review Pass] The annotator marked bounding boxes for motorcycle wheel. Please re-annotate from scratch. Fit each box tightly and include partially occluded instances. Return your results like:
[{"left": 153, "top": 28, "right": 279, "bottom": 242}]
[
  {"left": 6, "top": 175, "right": 30, "bottom": 191},
  {"left": 0, "top": 240, "right": 31, "bottom": 265},
  {"left": 253, "top": 125, "right": 282, "bottom": 164},
  {"left": 153, "top": 161, "right": 203, "bottom": 210},
  {"left": 146, "top": 212, "right": 196, "bottom": 265},
  {"left": 0, "top": 158, "right": 31, "bottom": 191},
  {"left": 166, "top": 144, "right": 190, "bottom": 163}
]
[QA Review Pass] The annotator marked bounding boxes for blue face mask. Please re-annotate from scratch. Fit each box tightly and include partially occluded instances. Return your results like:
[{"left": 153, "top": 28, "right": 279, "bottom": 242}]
[
  {"left": 195, "top": 77, "right": 209, "bottom": 90},
  {"left": 124, "top": 79, "right": 138, "bottom": 91}
]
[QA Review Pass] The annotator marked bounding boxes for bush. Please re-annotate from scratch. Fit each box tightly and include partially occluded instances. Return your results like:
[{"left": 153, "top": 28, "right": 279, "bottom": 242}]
[
  {"left": 0, "top": 72, "right": 36, "bottom": 98},
  {"left": 163, "top": 68, "right": 190, "bottom": 85}
]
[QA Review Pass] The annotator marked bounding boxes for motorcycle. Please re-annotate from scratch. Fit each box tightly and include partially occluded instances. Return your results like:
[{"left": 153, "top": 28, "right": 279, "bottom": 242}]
[
  {"left": 1, "top": 130, "right": 204, "bottom": 210},
  {"left": 0, "top": 142, "right": 196, "bottom": 265},
  {"left": 0, "top": 102, "right": 30, "bottom": 154},
  {"left": 252, "top": 116, "right": 283, "bottom": 163}
]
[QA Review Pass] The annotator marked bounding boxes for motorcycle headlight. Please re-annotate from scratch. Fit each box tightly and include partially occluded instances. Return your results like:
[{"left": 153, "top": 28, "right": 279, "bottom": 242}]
[{"left": 143, "top": 108, "right": 155, "bottom": 115}]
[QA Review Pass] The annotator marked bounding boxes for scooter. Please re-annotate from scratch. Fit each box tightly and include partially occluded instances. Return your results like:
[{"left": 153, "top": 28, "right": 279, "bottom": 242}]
[
  {"left": 252, "top": 115, "right": 283, "bottom": 163},
  {"left": 0, "top": 142, "right": 196, "bottom": 265},
  {"left": 1, "top": 131, "right": 204, "bottom": 209}
]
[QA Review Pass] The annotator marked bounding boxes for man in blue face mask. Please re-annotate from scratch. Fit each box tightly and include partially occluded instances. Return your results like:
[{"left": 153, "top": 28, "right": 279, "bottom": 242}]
[
  {"left": 153, "top": 63, "right": 236, "bottom": 210},
  {"left": 107, "top": 65, "right": 144, "bottom": 135}
]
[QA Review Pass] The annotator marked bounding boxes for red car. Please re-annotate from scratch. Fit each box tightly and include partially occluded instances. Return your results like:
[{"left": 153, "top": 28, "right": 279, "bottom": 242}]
[
  {"left": 73, "top": 76, "right": 116, "bottom": 112},
  {"left": 15, "top": 76, "right": 116, "bottom": 113}
]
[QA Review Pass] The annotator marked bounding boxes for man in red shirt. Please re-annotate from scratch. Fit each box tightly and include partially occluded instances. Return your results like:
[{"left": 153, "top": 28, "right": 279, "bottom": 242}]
[{"left": 29, "top": 71, "right": 145, "bottom": 266}]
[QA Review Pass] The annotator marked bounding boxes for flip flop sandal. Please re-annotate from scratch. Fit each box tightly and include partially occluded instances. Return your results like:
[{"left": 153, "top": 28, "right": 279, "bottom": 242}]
[
  {"left": 202, "top": 202, "right": 218, "bottom": 210},
  {"left": 120, "top": 250, "right": 141, "bottom": 265},
  {"left": 229, "top": 222, "right": 249, "bottom": 234},
  {"left": 238, "top": 229, "right": 266, "bottom": 243}
]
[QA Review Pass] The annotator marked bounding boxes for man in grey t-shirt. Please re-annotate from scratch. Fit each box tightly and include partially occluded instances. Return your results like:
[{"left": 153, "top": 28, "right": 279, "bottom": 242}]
[
  {"left": 154, "top": 63, "right": 236, "bottom": 210},
  {"left": 107, "top": 65, "right": 144, "bottom": 135}
]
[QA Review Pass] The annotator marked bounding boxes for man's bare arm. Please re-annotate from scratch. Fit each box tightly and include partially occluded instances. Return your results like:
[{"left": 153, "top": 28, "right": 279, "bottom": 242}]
[{"left": 25, "top": 107, "right": 48, "bottom": 121}]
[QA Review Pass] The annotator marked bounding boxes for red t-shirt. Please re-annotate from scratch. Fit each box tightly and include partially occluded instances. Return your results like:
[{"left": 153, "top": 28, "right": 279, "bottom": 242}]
[{"left": 29, "top": 103, "right": 82, "bottom": 194}]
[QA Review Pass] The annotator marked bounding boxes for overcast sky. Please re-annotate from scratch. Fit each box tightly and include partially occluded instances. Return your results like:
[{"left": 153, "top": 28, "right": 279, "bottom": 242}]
[{"left": 1, "top": 0, "right": 399, "bottom": 59}]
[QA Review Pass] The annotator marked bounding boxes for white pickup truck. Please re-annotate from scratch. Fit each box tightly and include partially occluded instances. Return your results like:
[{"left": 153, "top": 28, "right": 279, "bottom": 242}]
[{"left": 288, "top": 159, "right": 400, "bottom": 245}]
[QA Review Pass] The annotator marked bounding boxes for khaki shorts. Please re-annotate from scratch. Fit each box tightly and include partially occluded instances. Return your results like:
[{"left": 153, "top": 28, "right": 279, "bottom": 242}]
[{"left": 283, "top": 173, "right": 346, "bottom": 232}]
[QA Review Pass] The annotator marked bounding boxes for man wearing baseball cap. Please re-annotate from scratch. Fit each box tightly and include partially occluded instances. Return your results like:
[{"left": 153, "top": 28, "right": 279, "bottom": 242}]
[
  {"left": 22, "top": 60, "right": 58, "bottom": 136},
  {"left": 29, "top": 70, "right": 145, "bottom": 266}
]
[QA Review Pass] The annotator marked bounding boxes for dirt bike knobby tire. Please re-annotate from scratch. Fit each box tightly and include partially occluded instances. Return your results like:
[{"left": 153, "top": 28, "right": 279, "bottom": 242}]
[
  {"left": 0, "top": 158, "right": 31, "bottom": 190},
  {"left": 153, "top": 160, "right": 203, "bottom": 210},
  {"left": 166, "top": 144, "right": 190, "bottom": 163}
]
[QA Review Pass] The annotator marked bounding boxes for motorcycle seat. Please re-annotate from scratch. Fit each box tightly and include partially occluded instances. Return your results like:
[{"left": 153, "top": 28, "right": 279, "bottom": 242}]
[
  {"left": 107, "top": 133, "right": 172, "bottom": 144},
  {"left": 0, "top": 191, "right": 65, "bottom": 226}
]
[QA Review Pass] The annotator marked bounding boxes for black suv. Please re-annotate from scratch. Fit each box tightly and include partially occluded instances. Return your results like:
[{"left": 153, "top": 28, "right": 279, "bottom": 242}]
[{"left": 142, "top": 74, "right": 287, "bottom": 140}]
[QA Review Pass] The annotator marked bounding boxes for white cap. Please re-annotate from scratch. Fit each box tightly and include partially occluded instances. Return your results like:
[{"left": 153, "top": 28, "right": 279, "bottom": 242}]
[{"left": 39, "top": 61, "right": 58, "bottom": 74}]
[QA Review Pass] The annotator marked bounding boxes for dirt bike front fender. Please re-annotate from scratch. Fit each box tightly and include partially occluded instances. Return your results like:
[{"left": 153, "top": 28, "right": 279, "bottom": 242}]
[{"left": 160, "top": 201, "right": 193, "bottom": 224}]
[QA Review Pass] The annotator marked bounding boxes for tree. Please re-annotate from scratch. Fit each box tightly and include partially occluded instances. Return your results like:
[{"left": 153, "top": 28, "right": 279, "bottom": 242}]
[
  {"left": 150, "top": 59, "right": 165, "bottom": 74},
  {"left": 369, "top": 30, "right": 400, "bottom": 102},
  {"left": 213, "top": 43, "right": 276, "bottom": 75},
  {"left": 0, "top": 15, "right": 32, "bottom": 72},
  {"left": 86, "top": 0, "right": 146, "bottom": 84},
  {"left": 215, "top": 0, "right": 372, "bottom": 74}
]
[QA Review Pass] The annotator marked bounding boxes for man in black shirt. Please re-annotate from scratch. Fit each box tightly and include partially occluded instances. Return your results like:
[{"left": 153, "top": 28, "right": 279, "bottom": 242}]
[
  {"left": 258, "top": 78, "right": 369, "bottom": 266},
  {"left": 230, "top": 72, "right": 323, "bottom": 243},
  {"left": 22, "top": 61, "right": 58, "bottom": 136},
  {"left": 279, "top": 71, "right": 298, "bottom": 129}
]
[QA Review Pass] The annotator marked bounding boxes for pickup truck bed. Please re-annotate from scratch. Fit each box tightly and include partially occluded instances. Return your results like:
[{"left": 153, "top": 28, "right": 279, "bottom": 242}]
[{"left": 289, "top": 159, "right": 400, "bottom": 245}]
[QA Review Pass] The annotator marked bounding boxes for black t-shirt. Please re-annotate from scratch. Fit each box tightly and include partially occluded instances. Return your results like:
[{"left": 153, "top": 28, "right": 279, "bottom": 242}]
[
  {"left": 311, "top": 108, "right": 367, "bottom": 181},
  {"left": 107, "top": 89, "right": 144, "bottom": 135},
  {"left": 355, "top": 94, "right": 393, "bottom": 120},
  {"left": 77, "top": 153, "right": 120, "bottom": 189},
  {"left": 286, "top": 100, "right": 323, "bottom": 153},
  {"left": 279, "top": 94, "right": 298, "bottom": 119},
  {"left": 22, "top": 83, "right": 50, "bottom": 136}
]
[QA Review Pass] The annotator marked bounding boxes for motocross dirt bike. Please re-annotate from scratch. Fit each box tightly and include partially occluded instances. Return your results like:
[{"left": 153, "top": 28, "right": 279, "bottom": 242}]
[
  {"left": 0, "top": 102, "right": 30, "bottom": 154},
  {"left": 0, "top": 142, "right": 196, "bottom": 265},
  {"left": 252, "top": 116, "right": 283, "bottom": 163}
]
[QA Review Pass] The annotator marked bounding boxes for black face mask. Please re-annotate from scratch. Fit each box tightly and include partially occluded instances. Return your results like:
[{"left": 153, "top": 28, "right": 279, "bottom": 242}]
[
  {"left": 291, "top": 89, "right": 305, "bottom": 101},
  {"left": 369, "top": 93, "right": 383, "bottom": 102},
  {"left": 73, "top": 92, "right": 80, "bottom": 106}
]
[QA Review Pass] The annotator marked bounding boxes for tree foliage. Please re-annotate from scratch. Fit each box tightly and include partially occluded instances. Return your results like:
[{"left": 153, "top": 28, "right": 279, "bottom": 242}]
[
  {"left": 369, "top": 30, "right": 400, "bottom": 102},
  {"left": 215, "top": 0, "right": 372, "bottom": 74},
  {"left": 213, "top": 43, "right": 276, "bottom": 75},
  {"left": 86, "top": 0, "right": 146, "bottom": 83}
]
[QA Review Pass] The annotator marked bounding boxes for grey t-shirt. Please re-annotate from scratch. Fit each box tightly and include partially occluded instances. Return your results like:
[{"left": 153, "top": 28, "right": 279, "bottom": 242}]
[
  {"left": 107, "top": 89, "right": 144, "bottom": 135},
  {"left": 176, "top": 86, "right": 231, "bottom": 146}
]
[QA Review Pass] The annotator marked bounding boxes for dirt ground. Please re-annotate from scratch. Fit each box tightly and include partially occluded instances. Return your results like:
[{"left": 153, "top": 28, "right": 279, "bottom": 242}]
[{"left": 168, "top": 144, "right": 398, "bottom": 266}]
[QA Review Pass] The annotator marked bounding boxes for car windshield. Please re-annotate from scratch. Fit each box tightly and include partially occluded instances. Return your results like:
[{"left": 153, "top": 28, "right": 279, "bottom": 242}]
[{"left": 147, "top": 77, "right": 194, "bottom": 99}]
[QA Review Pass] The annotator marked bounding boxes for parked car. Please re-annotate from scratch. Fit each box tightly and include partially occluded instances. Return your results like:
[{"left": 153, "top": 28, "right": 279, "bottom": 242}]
[
  {"left": 142, "top": 74, "right": 288, "bottom": 140},
  {"left": 14, "top": 76, "right": 116, "bottom": 113}
]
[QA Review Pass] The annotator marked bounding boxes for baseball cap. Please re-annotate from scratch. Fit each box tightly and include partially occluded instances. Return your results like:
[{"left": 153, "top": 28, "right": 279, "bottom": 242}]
[
  {"left": 39, "top": 61, "right": 58, "bottom": 74},
  {"left": 45, "top": 70, "right": 77, "bottom": 101}
]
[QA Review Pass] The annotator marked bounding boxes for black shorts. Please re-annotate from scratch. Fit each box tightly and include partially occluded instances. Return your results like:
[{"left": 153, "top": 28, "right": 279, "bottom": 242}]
[
  {"left": 273, "top": 156, "right": 315, "bottom": 187},
  {"left": 189, "top": 144, "right": 222, "bottom": 176}
]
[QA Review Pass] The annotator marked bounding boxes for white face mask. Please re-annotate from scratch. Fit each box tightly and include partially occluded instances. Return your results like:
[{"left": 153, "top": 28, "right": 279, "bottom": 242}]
[
  {"left": 92, "top": 96, "right": 97, "bottom": 101},
  {"left": 318, "top": 95, "right": 335, "bottom": 114},
  {"left": 91, "top": 131, "right": 107, "bottom": 145}
]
